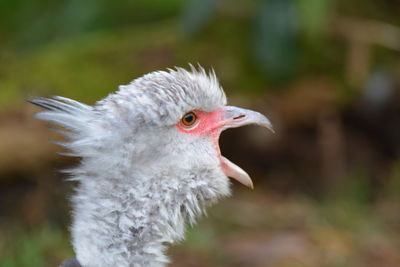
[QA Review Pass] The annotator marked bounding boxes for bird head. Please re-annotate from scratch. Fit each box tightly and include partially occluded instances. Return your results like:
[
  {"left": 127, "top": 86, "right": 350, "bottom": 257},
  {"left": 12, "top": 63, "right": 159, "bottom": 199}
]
[
  {"left": 96, "top": 66, "right": 273, "bottom": 200},
  {"left": 31, "top": 65, "right": 274, "bottom": 266}
]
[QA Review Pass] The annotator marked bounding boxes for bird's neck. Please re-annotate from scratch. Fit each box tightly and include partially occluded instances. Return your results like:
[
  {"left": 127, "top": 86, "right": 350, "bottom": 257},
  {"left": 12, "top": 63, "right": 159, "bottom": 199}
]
[{"left": 70, "top": 167, "right": 226, "bottom": 267}]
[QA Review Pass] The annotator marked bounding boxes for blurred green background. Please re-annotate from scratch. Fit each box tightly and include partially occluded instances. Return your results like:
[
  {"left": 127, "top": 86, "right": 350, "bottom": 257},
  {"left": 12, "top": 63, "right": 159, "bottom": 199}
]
[{"left": 1, "top": 0, "right": 400, "bottom": 266}]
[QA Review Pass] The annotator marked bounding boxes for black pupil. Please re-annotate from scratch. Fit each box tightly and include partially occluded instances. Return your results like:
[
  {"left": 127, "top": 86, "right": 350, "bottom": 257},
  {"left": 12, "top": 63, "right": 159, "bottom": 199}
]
[{"left": 185, "top": 113, "right": 194, "bottom": 123}]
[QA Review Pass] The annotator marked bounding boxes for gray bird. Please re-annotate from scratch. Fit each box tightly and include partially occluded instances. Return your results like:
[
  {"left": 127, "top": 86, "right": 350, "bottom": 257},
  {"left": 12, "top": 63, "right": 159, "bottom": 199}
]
[{"left": 30, "top": 66, "right": 273, "bottom": 267}]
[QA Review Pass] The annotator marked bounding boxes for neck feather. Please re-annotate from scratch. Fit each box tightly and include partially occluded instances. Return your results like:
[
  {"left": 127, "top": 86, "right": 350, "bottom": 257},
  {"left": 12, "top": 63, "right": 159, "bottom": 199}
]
[{"left": 70, "top": 166, "right": 229, "bottom": 267}]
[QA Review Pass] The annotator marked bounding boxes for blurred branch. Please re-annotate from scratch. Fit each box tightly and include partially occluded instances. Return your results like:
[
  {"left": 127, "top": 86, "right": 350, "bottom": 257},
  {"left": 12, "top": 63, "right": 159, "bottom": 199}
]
[
  {"left": 334, "top": 17, "right": 400, "bottom": 51},
  {"left": 332, "top": 16, "right": 400, "bottom": 86},
  {"left": 318, "top": 110, "right": 346, "bottom": 185}
]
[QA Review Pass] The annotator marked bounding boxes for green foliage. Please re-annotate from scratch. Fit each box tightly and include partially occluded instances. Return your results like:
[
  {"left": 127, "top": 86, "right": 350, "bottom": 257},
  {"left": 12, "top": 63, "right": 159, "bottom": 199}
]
[
  {"left": 297, "top": 0, "right": 332, "bottom": 40},
  {"left": 0, "top": 225, "right": 72, "bottom": 267},
  {"left": 0, "top": 0, "right": 185, "bottom": 50},
  {"left": 0, "top": 17, "right": 280, "bottom": 109},
  {"left": 180, "top": 0, "right": 219, "bottom": 37},
  {"left": 0, "top": 22, "right": 182, "bottom": 108},
  {"left": 253, "top": 0, "right": 300, "bottom": 80}
]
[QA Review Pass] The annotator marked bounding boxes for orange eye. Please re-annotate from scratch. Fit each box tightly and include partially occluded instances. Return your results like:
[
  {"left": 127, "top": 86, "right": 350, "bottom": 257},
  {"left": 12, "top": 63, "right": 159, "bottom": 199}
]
[{"left": 181, "top": 111, "right": 197, "bottom": 127}]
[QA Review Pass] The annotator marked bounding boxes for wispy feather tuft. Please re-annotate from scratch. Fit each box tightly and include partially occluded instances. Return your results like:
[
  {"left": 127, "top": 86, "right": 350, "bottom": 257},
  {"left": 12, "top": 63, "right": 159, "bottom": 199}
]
[{"left": 28, "top": 96, "right": 95, "bottom": 152}]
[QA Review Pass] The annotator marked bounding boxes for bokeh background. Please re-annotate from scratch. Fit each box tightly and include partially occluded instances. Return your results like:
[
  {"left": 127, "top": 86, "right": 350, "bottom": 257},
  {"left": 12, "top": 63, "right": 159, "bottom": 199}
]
[{"left": 1, "top": 0, "right": 400, "bottom": 266}]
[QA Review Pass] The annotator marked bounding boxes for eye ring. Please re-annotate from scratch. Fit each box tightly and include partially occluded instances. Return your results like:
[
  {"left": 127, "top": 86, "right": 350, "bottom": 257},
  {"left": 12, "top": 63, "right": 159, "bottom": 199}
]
[{"left": 181, "top": 111, "right": 198, "bottom": 128}]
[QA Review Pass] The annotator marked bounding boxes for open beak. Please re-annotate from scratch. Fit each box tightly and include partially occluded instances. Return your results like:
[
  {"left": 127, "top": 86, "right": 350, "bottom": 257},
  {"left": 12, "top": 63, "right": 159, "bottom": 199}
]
[{"left": 219, "top": 106, "right": 274, "bottom": 189}]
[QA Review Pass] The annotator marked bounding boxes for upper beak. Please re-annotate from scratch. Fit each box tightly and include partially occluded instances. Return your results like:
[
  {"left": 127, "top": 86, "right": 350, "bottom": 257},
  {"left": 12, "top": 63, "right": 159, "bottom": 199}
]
[
  {"left": 221, "top": 106, "right": 274, "bottom": 133},
  {"left": 219, "top": 106, "right": 274, "bottom": 189}
]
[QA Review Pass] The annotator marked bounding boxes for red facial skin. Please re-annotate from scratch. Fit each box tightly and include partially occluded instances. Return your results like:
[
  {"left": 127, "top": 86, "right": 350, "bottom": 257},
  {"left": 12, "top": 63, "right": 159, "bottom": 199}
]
[
  {"left": 175, "top": 109, "right": 224, "bottom": 136},
  {"left": 176, "top": 108, "right": 224, "bottom": 162}
]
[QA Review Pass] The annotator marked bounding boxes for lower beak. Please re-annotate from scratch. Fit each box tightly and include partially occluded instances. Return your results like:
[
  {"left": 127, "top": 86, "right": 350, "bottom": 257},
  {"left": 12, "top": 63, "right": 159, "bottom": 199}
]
[{"left": 219, "top": 106, "right": 274, "bottom": 189}]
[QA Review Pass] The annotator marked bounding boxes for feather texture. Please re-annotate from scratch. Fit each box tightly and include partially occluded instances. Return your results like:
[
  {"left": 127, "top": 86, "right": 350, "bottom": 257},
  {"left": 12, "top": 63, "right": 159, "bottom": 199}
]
[{"left": 31, "top": 66, "right": 231, "bottom": 267}]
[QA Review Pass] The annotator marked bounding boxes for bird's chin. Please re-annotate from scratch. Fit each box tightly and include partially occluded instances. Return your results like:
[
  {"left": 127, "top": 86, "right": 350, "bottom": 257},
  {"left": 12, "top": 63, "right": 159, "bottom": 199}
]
[{"left": 220, "top": 156, "right": 254, "bottom": 189}]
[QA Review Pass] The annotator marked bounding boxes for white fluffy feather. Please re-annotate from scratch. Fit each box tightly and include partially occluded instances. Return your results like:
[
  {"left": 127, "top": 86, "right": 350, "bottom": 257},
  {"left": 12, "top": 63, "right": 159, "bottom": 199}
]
[{"left": 31, "top": 66, "right": 231, "bottom": 267}]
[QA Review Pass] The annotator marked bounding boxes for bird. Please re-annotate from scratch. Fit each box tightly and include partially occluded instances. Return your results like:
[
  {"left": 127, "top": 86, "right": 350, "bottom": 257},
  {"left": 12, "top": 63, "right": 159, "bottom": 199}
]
[{"left": 29, "top": 65, "right": 273, "bottom": 267}]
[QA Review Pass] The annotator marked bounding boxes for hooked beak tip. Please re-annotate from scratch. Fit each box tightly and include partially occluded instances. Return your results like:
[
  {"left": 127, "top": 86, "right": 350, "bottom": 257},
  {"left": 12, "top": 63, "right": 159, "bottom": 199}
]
[
  {"left": 222, "top": 106, "right": 274, "bottom": 133},
  {"left": 256, "top": 117, "right": 275, "bottom": 134}
]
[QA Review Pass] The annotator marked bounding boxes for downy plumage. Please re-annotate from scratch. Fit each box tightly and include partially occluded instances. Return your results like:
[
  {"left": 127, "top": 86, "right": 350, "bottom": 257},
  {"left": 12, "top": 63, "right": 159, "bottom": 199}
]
[{"left": 30, "top": 66, "right": 273, "bottom": 267}]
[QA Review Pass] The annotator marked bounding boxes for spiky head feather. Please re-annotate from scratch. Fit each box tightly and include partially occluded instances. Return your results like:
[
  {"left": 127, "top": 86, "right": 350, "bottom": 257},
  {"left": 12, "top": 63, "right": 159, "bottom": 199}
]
[{"left": 30, "top": 66, "right": 231, "bottom": 267}]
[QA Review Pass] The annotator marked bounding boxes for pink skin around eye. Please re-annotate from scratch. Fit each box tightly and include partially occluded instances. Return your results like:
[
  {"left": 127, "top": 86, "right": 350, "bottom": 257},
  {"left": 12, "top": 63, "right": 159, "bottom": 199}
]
[
  {"left": 176, "top": 108, "right": 225, "bottom": 158},
  {"left": 175, "top": 109, "right": 224, "bottom": 136}
]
